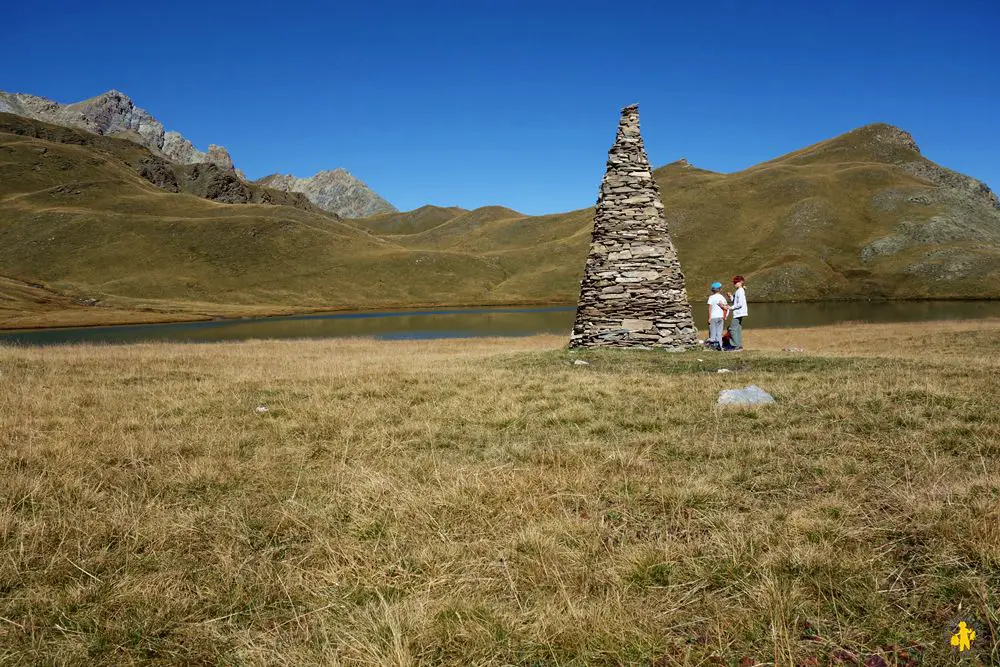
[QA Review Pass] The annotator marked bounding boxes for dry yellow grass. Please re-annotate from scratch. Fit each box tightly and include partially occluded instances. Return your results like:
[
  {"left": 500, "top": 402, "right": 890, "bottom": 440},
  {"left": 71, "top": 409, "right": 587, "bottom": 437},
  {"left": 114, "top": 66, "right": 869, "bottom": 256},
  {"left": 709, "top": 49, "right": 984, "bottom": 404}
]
[{"left": 1, "top": 321, "right": 999, "bottom": 665}]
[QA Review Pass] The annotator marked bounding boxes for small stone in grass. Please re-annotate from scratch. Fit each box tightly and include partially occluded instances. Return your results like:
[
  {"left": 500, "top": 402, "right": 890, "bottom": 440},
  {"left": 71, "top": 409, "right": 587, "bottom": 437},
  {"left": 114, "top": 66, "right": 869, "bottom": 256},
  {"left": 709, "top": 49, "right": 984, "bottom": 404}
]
[
  {"left": 718, "top": 385, "right": 775, "bottom": 406},
  {"left": 255, "top": 405, "right": 269, "bottom": 413},
  {"left": 573, "top": 359, "right": 590, "bottom": 365}
]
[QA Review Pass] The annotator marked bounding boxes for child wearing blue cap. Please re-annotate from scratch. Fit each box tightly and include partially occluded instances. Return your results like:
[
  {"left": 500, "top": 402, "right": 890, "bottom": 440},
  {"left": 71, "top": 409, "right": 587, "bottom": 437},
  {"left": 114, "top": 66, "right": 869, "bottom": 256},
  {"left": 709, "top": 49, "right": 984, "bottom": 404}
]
[{"left": 707, "top": 281, "right": 729, "bottom": 351}]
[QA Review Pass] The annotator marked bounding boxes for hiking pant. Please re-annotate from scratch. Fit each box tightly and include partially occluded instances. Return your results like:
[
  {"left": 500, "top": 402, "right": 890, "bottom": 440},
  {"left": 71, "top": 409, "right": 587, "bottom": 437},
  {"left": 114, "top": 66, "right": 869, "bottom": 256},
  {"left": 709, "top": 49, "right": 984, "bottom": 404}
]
[
  {"left": 730, "top": 316, "right": 744, "bottom": 348},
  {"left": 709, "top": 318, "right": 724, "bottom": 347}
]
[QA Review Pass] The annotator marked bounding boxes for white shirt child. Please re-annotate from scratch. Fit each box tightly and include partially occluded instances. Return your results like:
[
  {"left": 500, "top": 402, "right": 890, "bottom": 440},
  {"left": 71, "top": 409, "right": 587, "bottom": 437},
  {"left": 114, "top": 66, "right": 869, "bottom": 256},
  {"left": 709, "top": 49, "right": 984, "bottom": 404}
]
[{"left": 707, "top": 293, "right": 728, "bottom": 319}]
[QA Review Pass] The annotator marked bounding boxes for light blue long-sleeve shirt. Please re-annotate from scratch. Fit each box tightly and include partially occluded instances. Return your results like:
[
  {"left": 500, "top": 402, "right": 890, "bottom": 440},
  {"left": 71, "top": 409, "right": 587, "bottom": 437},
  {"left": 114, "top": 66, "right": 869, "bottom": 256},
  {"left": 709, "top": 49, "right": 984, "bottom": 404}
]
[{"left": 731, "top": 287, "right": 748, "bottom": 317}]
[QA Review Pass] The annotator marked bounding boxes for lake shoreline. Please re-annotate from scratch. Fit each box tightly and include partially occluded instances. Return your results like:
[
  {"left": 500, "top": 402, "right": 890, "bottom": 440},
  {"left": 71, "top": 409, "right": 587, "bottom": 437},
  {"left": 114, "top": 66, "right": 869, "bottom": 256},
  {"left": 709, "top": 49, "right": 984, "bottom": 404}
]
[{"left": 3, "top": 295, "right": 1000, "bottom": 333}]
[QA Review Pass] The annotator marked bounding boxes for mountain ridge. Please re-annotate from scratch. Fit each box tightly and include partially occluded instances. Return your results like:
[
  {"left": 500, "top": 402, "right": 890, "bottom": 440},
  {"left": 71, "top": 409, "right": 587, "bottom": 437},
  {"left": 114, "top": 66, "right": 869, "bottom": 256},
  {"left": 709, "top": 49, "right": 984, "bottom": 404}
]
[
  {"left": 0, "top": 112, "right": 327, "bottom": 213},
  {"left": 0, "top": 89, "right": 238, "bottom": 172},
  {"left": 2, "top": 115, "right": 999, "bottom": 329},
  {"left": 0, "top": 88, "right": 398, "bottom": 219}
]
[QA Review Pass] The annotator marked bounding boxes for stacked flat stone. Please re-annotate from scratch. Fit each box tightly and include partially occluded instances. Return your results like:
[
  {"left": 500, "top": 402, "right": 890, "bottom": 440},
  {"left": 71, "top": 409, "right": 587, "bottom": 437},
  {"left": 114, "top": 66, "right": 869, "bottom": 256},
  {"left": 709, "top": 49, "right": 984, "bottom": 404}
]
[{"left": 570, "top": 104, "right": 699, "bottom": 349}]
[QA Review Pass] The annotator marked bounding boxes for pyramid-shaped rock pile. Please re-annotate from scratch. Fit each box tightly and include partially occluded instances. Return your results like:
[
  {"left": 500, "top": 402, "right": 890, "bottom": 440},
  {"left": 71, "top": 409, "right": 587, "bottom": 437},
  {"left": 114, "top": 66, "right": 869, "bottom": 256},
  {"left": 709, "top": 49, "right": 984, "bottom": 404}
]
[{"left": 570, "top": 104, "right": 699, "bottom": 349}]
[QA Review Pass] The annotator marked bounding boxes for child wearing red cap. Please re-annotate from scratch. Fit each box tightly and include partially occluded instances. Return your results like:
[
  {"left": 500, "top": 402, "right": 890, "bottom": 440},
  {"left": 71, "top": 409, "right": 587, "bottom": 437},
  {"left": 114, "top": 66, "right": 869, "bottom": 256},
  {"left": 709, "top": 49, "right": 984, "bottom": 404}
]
[{"left": 727, "top": 276, "right": 747, "bottom": 351}]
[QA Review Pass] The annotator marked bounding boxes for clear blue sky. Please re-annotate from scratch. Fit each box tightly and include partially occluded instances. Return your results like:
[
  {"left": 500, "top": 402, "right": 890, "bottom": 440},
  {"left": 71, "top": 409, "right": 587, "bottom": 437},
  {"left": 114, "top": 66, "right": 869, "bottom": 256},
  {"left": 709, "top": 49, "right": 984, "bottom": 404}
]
[{"left": 5, "top": 0, "right": 998, "bottom": 215}]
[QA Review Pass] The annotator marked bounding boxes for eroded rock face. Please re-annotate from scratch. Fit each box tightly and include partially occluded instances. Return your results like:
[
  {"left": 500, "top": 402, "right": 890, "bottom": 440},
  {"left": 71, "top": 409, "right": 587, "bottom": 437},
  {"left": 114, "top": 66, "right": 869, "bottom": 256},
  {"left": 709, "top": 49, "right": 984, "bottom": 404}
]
[
  {"left": 173, "top": 162, "right": 322, "bottom": 210},
  {"left": 903, "top": 160, "right": 1000, "bottom": 210},
  {"left": 67, "top": 90, "right": 165, "bottom": 150},
  {"left": 161, "top": 130, "right": 237, "bottom": 169},
  {"left": 570, "top": 105, "right": 699, "bottom": 349},
  {"left": 870, "top": 123, "right": 920, "bottom": 155},
  {"left": 136, "top": 157, "right": 180, "bottom": 192},
  {"left": 0, "top": 90, "right": 236, "bottom": 172},
  {"left": 255, "top": 169, "right": 397, "bottom": 218}
]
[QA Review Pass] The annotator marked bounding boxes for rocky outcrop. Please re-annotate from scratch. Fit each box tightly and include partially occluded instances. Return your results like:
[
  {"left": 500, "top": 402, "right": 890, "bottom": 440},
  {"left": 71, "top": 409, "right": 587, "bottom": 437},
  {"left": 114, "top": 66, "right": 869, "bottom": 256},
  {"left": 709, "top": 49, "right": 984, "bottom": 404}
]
[
  {"left": 136, "top": 157, "right": 180, "bottom": 192},
  {"left": 169, "top": 161, "right": 324, "bottom": 210},
  {"left": 256, "top": 169, "right": 397, "bottom": 218},
  {"left": 65, "top": 90, "right": 165, "bottom": 150},
  {"left": 160, "top": 130, "right": 236, "bottom": 171},
  {"left": 206, "top": 144, "right": 235, "bottom": 172},
  {"left": 570, "top": 105, "right": 699, "bottom": 349},
  {"left": 0, "top": 89, "right": 236, "bottom": 172},
  {"left": 870, "top": 123, "right": 921, "bottom": 155},
  {"left": 903, "top": 160, "right": 1000, "bottom": 210}
]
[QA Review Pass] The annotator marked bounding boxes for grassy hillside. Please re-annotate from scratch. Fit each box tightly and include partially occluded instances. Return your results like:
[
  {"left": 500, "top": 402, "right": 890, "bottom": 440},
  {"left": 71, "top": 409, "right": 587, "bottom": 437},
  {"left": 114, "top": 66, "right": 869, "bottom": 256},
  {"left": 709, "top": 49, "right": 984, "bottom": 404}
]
[
  {"left": 0, "top": 117, "right": 515, "bottom": 327},
  {"left": 366, "top": 124, "right": 1000, "bottom": 304},
  {"left": 1, "top": 116, "right": 998, "bottom": 328},
  {"left": 661, "top": 125, "right": 1000, "bottom": 300},
  {"left": 345, "top": 204, "right": 468, "bottom": 235}
]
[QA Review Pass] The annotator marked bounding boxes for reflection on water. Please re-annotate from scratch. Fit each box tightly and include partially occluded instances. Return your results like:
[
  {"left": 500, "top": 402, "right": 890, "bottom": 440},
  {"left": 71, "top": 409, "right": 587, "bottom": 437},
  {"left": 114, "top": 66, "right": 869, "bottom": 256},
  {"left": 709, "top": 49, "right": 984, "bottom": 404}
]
[
  {"left": 0, "top": 307, "right": 576, "bottom": 346},
  {"left": 1, "top": 301, "right": 998, "bottom": 347}
]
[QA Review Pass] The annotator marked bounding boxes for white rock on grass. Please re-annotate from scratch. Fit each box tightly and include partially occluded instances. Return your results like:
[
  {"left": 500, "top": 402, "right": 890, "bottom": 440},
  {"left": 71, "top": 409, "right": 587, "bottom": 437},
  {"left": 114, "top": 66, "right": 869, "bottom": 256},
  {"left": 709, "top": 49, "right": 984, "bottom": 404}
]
[{"left": 717, "top": 385, "right": 775, "bottom": 406}]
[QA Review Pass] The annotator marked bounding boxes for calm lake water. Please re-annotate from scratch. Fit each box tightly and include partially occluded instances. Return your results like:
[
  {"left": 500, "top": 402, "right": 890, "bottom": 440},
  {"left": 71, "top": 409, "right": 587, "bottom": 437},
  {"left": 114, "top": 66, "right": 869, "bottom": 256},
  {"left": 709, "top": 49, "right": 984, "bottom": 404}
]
[{"left": 2, "top": 301, "right": 999, "bottom": 347}]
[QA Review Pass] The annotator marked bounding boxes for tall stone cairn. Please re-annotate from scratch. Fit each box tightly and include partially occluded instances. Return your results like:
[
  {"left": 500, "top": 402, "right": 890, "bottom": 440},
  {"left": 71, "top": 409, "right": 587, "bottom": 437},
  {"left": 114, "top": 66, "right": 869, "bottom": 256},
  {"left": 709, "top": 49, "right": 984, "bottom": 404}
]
[{"left": 570, "top": 104, "right": 699, "bottom": 349}]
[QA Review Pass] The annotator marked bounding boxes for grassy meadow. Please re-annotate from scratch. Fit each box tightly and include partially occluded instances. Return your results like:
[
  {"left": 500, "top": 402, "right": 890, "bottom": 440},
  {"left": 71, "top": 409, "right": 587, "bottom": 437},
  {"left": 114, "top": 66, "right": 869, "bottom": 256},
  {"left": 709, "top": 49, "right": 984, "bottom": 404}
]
[{"left": 1, "top": 320, "right": 999, "bottom": 665}]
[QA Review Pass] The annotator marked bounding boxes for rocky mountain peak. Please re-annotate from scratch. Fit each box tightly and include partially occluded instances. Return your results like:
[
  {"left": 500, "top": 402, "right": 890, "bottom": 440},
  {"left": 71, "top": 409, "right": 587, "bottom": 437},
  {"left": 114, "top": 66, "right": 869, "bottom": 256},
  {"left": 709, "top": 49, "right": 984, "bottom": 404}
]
[
  {"left": 865, "top": 123, "right": 921, "bottom": 154},
  {"left": 255, "top": 169, "right": 397, "bottom": 218},
  {"left": 311, "top": 168, "right": 351, "bottom": 182},
  {"left": 84, "top": 89, "right": 132, "bottom": 106},
  {"left": 65, "top": 89, "right": 164, "bottom": 150},
  {"left": 206, "top": 145, "right": 235, "bottom": 171}
]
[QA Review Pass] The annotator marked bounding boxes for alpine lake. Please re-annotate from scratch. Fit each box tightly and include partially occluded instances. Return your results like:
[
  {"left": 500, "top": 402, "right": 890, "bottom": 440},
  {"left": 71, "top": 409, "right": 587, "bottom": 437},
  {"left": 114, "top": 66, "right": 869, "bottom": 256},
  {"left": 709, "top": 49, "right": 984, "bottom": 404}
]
[{"left": 2, "top": 300, "right": 999, "bottom": 346}]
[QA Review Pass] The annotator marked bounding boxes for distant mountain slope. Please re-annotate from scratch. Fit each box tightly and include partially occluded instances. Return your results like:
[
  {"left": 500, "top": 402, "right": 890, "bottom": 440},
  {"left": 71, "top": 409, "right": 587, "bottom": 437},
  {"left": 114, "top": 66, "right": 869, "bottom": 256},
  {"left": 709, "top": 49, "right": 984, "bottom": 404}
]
[
  {"left": 256, "top": 170, "right": 397, "bottom": 218},
  {"left": 0, "top": 115, "right": 508, "bottom": 327},
  {"left": 2, "top": 118, "right": 999, "bottom": 328},
  {"left": 657, "top": 123, "right": 1000, "bottom": 300},
  {"left": 397, "top": 206, "right": 525, "bottom": 246},
  {"left": 0, "top": 89, "right": 237, "bottom": 172},
  {"left": 359, "top": 123, "right": 1000, "bottom": 303},
  {"left": 354, "top": 205, "right": 469, "bottom": 235}
]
